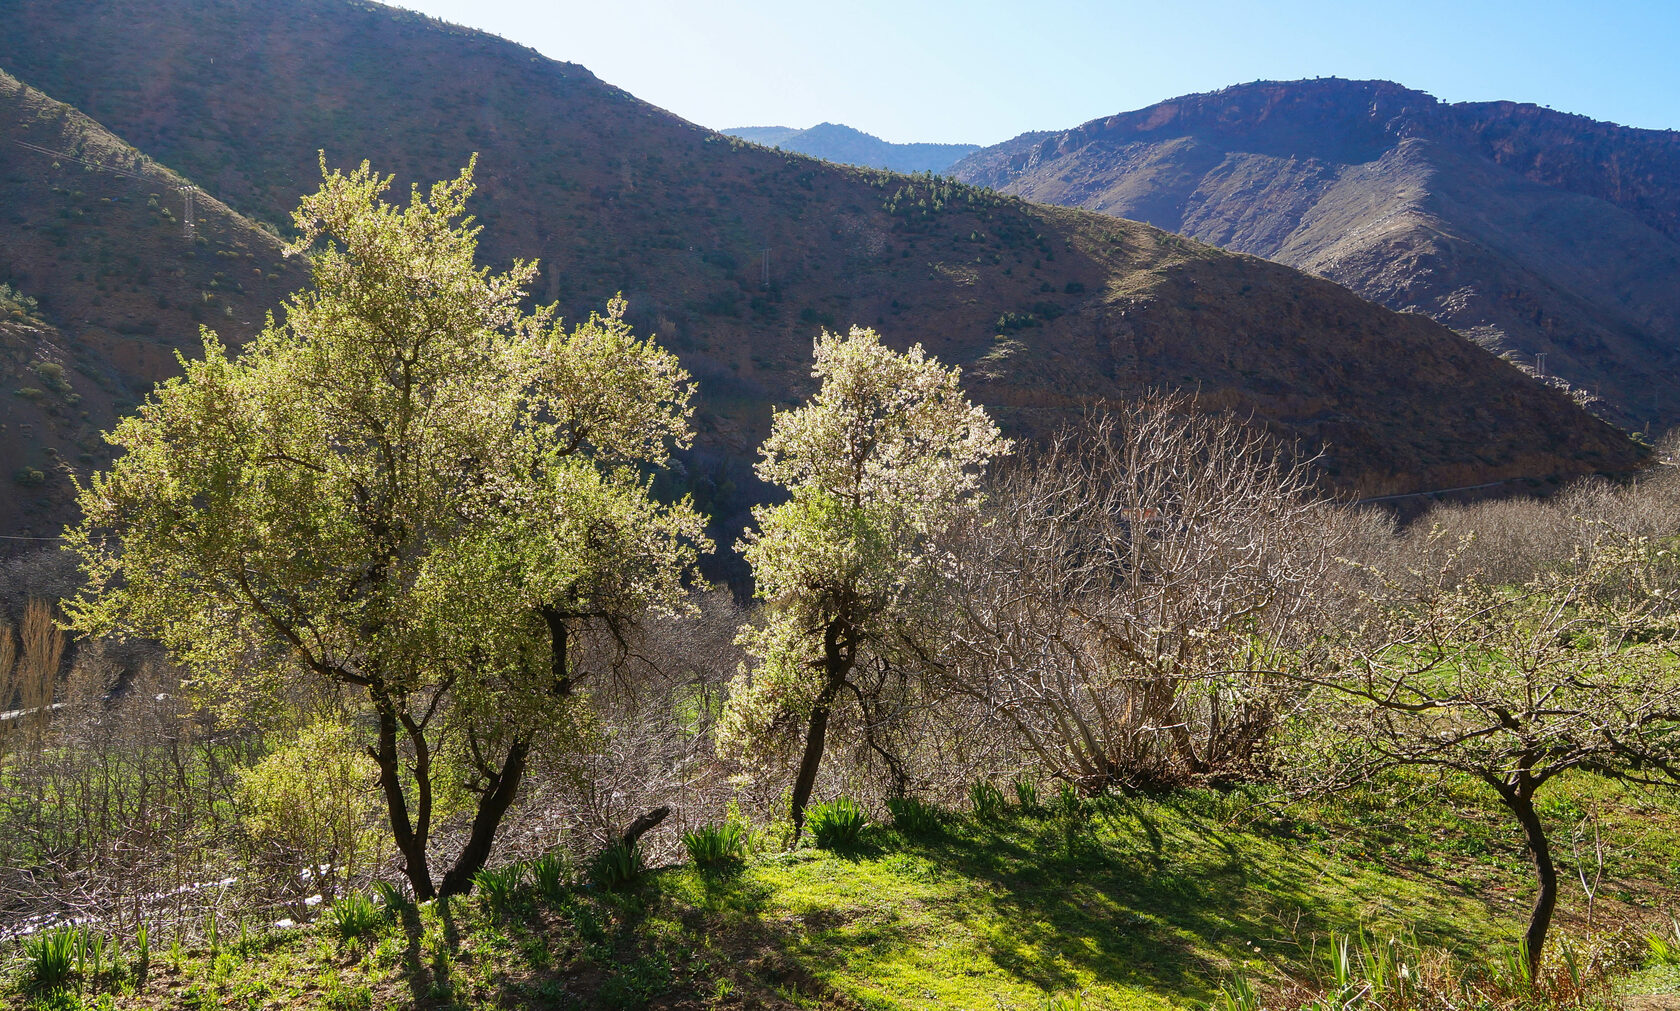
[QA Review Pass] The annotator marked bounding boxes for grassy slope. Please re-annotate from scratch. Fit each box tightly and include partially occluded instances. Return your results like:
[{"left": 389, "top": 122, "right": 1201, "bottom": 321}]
[
  {"left": 0, "top": 0, "right": 1645, "bottom": 523},
  {"left": 15, "top": 773, "right": 1677, "bottom": 1011}
]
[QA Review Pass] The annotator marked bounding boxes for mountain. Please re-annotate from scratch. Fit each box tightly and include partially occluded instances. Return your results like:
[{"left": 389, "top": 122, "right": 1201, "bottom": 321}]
[
  {"left": 723, "top": 123, "right": 979, "bottom": 173},
  {"left": 950, "top": 79, "right": 1680, "bottom": 431},
  {"left": 0, "top": 68, "right": 305, "bottom": 534},
  {"left": 0, "top": 3, "right": 1643, "bottom": 547}
]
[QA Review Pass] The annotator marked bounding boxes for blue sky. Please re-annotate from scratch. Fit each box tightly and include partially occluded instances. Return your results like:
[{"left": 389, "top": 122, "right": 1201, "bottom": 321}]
[{"left": 394, "top": 0, "right": 1680, "bottom": 145}]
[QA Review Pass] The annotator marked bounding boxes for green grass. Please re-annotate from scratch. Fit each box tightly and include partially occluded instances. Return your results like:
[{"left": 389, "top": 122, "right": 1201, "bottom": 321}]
[{"left": 7, "top": 773, "right": 1679, "bottom": 1010}]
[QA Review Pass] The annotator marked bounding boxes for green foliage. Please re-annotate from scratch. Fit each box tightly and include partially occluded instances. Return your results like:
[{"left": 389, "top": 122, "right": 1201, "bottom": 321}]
[
  {"left": 472, "top": 863, "right": 525, "bottom": 907},
  {"left": 63, "top": 158, "right": 709, "bottom": 898},
  {"left": 590, "top": 841, "right": 644, "bottom": 890},
  {"left": 969, "top": 781, "right": 1007, "bottom": 822},
  {"left": 807, "top": 796, "right": 868, "bottom": 851},
  {"left": 21, "top": 925, "right": 81, "bottom": 991},
  {"left": 682, "top": 821, "right": 749, "bottom": 871},
  {"left": 237, "top": 719, "right": 384, "bottom": 879},
  {"left": 327, "top": 892, "right": 383, "bottom": 941},
  {"left": 721, "top": 326, "right": 1008, "bottom": 762},
  {"left": 1013, "top": 777, "right": 1041, "bottom": 812},
  {"left": 1646, "top": 919, "right": 1680, "bottom": 967},
  {"left": 371, "top": 881, "right": 411, "bottom": 917},
  {"left": 0, "top": 281, "right": 41, "bottom": 320},
  {"left": 886, "top": 796, "right": 944, "bottom": 836},
  {"left": 529, "top": 852, "right": 570, "bottom": 898}
]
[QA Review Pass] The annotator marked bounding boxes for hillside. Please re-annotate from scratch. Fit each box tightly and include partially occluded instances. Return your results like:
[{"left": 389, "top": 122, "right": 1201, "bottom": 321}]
[
  {"left": 0, "top": 2, "right": 1645, "bottom": 539},
  {"left": 0, "top": 68, "right": 304, "bottom": 533},
  {"left": 723, "top": 122, "right": 979, "bottom": 173},
  {"left": 950, "top": 79, "right": 1680, "bottom": 431}
]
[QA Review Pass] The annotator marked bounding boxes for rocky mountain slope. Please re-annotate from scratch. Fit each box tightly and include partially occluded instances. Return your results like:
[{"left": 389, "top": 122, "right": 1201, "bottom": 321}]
[
  {"left": 724, "top": 123, "right": 978, "bottom": 173},
  {"left": 951, "top": 79, "right": 1680, "bottom": 431},
  {"left": 0, "top": 4, "right": 1644, "bottom": 545},
  {"left": 0, "top": 68, "right": 304, "bottom": 533}
]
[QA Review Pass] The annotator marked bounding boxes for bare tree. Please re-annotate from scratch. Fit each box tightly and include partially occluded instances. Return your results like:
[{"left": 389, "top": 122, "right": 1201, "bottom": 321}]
[
  {"left": 1295, "top": 525, "right": 1680, "bottom": 976},
  {"left": 934, "top": 397, "right": 1352, "bottom": 793}
]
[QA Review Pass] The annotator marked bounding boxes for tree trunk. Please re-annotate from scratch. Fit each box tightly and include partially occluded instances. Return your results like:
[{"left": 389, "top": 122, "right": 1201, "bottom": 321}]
[
  {"left": 438, "top": 739, "right": 531, "bottom": 897},
  {"left": 1505, "top": 785, "right": 1557, "bottom": 980},
  {"left": 789, "top": 620, "right": 854, "bottom": 842},
  {"left": 372, "top": 702, "right": 434, "bottom": 900}
]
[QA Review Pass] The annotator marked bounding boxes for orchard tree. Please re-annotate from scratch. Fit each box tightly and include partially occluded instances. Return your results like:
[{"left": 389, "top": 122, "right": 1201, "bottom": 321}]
[
  {"left": 720, "top": 326, "right": 1008, "bottom": 838},
  {"left": 1298, "top": 528, "right": 1680, "bottom": 976},
  {"left": 64, "top": 158, "right": 709, "bottom": 899}
]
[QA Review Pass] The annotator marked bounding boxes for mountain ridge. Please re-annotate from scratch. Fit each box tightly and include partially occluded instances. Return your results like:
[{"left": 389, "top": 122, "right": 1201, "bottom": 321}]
[
  {"left": 951, "top": 78, "right": 1680, "bottom": 429},
  {"left": 0, "top": 9, "right": 1644, "bottom": 544},
  {"left": 722, "top": 122, "right": 979, "bottom": 173}
]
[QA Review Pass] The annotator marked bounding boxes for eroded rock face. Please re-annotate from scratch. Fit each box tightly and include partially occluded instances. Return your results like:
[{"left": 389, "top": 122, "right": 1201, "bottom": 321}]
[{"left": 955, "top": 79, "right": 1680, "bottom": 431}]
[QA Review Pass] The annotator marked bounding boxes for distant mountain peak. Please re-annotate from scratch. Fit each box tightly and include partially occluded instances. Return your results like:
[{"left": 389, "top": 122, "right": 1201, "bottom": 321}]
[{"left": 721, "top": 122, "right": 978, "bottom": 173}]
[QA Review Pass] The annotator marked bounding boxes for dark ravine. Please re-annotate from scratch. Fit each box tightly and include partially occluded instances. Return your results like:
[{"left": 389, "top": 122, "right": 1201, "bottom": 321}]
[
  {"left": 951, "top": 78, "right": 1680, "bottom": 432},
  {"left": 0, "top": 4, "right": 1645, "bottom": 545}
]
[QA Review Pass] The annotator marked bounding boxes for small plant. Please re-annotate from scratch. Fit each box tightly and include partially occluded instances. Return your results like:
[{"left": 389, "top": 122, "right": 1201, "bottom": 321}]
[
  {"left": 1013, "top": 777, "right": 1041, "bottom": 812},
  {"left": 133, "top": 922, "right": 150, "bottom": 983},
  {"left": 683, "top": 821, "right": 750, "bottom": 871},
  {"left": 473, "top": 863, "right": 525, "bottom": 907},
  {"left": 1647, "top": 918, "right": 1680, "bottom": 967},
  {"left": 372, "top": 880, "right": 411, "bottom": 917},
  {"left": 590, "top": 840, "right": 644, "bottom": 890},
  {"left": 970, "top": 780, "right": 1008, "bottom": 821},
  {"left": 529, "top": 852, "right": 570, "bottom": 898},
  {"left": 22, "top": 924, "right": 82, "bottom": 991},
  {"left": 1045, "top": 991, "right": 1088, "bottom": 1011},
  {"left": 1052, "top": 782, "right": 1092, "bottom": 857},
  {"left": 807, "top": 797, "right": 868, "bottom": 851},
  {"left": 1209, "top": 974, "right": 1263, "bottom": 1011},
  {"left": 886, "top": 796, "right": 943, "bottom": 836},
  {"left": 328, "top": 891, "right": 383, "bottom": 941}
]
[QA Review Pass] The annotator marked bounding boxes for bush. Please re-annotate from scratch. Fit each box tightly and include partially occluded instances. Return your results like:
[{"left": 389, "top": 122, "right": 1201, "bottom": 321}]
[
  {"left": 807, "top": 797, "right": 867, "bottom": 851},
  {"left": 590, "top": 841, "right": 643, "bottom": 890},
  {"left": 238, "top": 719, "right": 384, "bottom": 882},
  {"left": 886, "top": 796, "right": 943, "bottom": 836},
  {"left": 683, "top": 821, "right": 749, "bottom": 871}
]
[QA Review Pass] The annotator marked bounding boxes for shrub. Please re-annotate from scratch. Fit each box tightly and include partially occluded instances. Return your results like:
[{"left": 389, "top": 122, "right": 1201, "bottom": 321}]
[
  {"left": 590, "top": 841, "right": 643, "bottom": 890},
  {"left": 885, "top": 796, "right": 943, "bottom": 836},
  {"left": 807, "top": 797, "right": 867, "bottom": 851},
  {"left": 238, "top": 720, "right": 384, "bottom": 882},
  {"left": 970, "top": 780, "right": 1008, "bottom": 822},
  {"left": 683, "top": 821, "right": 749, "bottom": 871},
  {"left": 327, "top": 892, "right": 383, "bottom": 941}
]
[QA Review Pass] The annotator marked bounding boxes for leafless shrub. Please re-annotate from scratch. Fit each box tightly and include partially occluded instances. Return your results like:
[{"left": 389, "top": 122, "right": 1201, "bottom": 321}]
[{"left": 931, "top": 396, "right": 1355, "bottom": 793}]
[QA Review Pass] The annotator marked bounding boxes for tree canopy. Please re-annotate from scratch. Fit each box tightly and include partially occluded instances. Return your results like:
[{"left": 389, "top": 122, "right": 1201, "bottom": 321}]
[{"left": 65, "top": 157, "right": 709, "bottom": 898}]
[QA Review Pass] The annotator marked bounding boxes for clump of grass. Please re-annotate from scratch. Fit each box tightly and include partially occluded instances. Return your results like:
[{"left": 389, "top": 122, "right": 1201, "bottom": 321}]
[
  {"left": 886, "top": 796, "right": 943, "bottom": 836},
  {"left": 590, "top": 840, "right": 644, "bottom": 890},
  {"left": 1013, "top": 777, "right": 1041, "bottom": 812},
  {"left": 970, "top": 780, "right": 1008, "bottom": 821},
  {"left": 1646, "top": 918, "right": 1680, "bottom": 967},
  {"left": 21, "top": 924, "right": 81, "bottom": 991},
  {"left": 807, "top": 797, "right": 868, "bottom": 851},
  {"left": 473, "top": 863, "right": 525, "bottom": 907},
  {"left": 529, "top": 852, "right": 570, "bottom": 898},
  {"left": 1052, "top": 782, "right": 1093, "bottom": 856},
  {"left": 372, "top": 880, "right": 411, "bottom": 918},
  {"left": 683, "top": 821, "right": 749, "bottom": 871},
  {"left": 132, "top": 921, "right": 150, "bottom": 984},
  {"left": 327, "top": 891, "right": 383, "bottom": 940}
]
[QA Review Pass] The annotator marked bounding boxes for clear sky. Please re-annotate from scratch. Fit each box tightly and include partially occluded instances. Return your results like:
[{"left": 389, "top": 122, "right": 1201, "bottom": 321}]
[{"left": 391, "top": 0, "right": 1680, "bottom": 146}]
